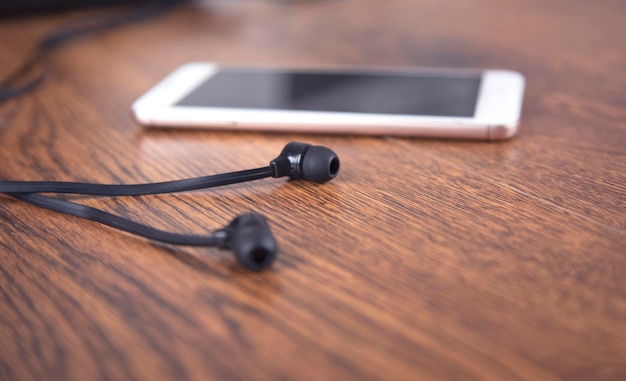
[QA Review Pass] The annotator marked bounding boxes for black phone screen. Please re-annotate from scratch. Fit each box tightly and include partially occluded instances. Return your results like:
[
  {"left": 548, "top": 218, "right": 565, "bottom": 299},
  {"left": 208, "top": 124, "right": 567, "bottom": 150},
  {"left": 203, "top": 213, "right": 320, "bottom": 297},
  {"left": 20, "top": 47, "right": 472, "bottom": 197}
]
[{"left": 175, "top": 68, "right": 481, "bottom": 117}]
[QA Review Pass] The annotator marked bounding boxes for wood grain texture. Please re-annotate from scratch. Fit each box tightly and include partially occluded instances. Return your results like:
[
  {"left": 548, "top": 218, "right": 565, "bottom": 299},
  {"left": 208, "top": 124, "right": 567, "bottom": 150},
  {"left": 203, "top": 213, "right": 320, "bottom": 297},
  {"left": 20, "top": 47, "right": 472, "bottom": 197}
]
[{"left": 1, "top": 0, "right": 625, "bottom": 380}]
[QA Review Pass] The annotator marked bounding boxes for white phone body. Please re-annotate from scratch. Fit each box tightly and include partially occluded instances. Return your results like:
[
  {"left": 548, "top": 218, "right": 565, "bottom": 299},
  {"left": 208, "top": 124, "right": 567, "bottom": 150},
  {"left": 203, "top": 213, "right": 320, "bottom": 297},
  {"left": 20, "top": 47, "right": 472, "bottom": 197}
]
[{"left": 132, "top": 63, "right": 525, "bottom": 140}]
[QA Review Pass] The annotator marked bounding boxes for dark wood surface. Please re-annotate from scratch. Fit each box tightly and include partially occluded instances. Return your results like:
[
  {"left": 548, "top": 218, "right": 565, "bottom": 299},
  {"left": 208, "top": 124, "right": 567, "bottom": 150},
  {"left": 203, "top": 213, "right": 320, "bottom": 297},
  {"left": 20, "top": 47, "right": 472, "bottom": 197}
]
[{"left": 1, "top": 1, "right": 625, "bottom": 380}]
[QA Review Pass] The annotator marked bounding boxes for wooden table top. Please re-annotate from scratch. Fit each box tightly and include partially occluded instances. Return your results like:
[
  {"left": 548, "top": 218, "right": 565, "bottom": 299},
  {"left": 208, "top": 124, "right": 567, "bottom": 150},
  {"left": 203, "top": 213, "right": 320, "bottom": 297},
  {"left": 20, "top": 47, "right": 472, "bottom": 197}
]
[{"left": 1, "top": 1, "right": 625, "bottom": 380}]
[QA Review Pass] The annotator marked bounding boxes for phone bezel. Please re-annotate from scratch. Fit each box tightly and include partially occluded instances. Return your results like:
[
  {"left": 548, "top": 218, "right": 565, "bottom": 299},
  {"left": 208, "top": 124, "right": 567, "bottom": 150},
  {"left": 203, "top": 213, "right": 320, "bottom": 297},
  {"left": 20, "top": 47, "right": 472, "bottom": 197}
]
[{"left": 132, "top": 62, "right": 525, "bottom": 140}]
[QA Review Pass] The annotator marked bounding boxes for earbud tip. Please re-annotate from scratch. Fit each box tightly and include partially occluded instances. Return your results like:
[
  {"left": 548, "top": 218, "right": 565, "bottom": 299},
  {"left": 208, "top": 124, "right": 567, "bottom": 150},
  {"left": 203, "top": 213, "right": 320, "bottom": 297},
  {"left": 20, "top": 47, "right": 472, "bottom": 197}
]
[
  {"left": 228, "top": 213, "right": 277, "bottom": 271},
  {"left": 302, "top": 146, "right": 340, "bottom": 183},
  {"left": 233, "top": 233, "right": 277, "bottom": 271}
]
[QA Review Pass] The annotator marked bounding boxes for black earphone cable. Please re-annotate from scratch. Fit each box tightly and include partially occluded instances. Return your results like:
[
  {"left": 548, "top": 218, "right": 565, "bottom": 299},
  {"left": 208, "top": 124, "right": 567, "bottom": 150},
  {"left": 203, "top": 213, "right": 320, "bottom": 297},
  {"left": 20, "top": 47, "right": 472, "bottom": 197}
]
[
  {"left": 9, "top": 192, "right": 219, "bottom": 246},
  {"left": 9, "top": 191, "right": 279, "bottom": 271},
  {"left": 0, "top": 166, "right": 274, "bottom": 195}
]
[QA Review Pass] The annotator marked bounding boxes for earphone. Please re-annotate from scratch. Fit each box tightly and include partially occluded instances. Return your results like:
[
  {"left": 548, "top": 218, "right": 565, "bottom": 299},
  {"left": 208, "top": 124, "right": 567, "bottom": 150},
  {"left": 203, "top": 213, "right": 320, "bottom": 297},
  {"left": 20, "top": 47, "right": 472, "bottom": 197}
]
[{"left": 1, "top": 142, "right": 340, "bottom": 271}]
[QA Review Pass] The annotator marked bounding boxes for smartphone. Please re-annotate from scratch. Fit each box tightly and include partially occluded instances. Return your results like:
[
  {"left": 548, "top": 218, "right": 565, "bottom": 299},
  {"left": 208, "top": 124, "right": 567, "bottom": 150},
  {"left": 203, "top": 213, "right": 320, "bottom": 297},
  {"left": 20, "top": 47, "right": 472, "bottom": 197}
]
[{"left": 132, "top": 62, "right": 525, "bottom": 140}]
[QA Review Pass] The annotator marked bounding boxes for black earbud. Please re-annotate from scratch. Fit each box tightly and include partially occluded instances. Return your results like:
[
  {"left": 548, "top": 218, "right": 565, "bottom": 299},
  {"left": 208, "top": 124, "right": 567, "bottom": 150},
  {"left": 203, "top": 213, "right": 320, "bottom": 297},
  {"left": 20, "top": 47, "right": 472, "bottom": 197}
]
[
  {"left": 271, "top": 141, "right": 340, "bottom": 183},
  {"left": 214, "top": 213, "right": 277, "bottom": 271},
  {"left": 1, "top": 142, "right": 340, "bottom": 271}
]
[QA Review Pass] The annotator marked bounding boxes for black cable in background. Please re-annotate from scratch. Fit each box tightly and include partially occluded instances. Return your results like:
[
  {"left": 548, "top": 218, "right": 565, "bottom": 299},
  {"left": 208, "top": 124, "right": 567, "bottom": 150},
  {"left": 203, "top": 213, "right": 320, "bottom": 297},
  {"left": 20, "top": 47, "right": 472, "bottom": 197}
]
[
  {"left": 0, "top": 0, "right": 340, "bottom": 104},
  {"left": 0, "top": 0, "right": 189, "bottom": 103}
]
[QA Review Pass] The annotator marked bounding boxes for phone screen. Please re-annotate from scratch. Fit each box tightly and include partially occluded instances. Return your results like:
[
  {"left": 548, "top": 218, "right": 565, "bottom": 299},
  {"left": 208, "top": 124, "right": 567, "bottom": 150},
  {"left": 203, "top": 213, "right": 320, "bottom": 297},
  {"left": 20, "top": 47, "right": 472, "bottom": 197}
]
[{"left": 175, "top": 69, "right": 481, "bottom": 117}]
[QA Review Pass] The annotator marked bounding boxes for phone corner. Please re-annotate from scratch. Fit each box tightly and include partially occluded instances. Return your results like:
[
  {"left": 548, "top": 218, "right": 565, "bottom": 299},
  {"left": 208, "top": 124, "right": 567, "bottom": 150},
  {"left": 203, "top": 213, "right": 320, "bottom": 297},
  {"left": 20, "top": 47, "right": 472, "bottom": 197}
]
[
  {"left": 488, "top": 123, "right": 519, "bottom": 140},
  {"left": 130, "top": 105, "right": 151, "bottom": 126}
]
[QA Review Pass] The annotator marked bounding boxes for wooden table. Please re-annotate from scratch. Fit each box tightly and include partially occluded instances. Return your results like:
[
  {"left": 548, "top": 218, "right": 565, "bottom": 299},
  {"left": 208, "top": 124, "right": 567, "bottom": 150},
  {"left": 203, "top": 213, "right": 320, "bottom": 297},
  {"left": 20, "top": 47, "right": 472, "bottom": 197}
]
[{"left": 1, "top": 1, "right": 625, "bottom": 380}]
